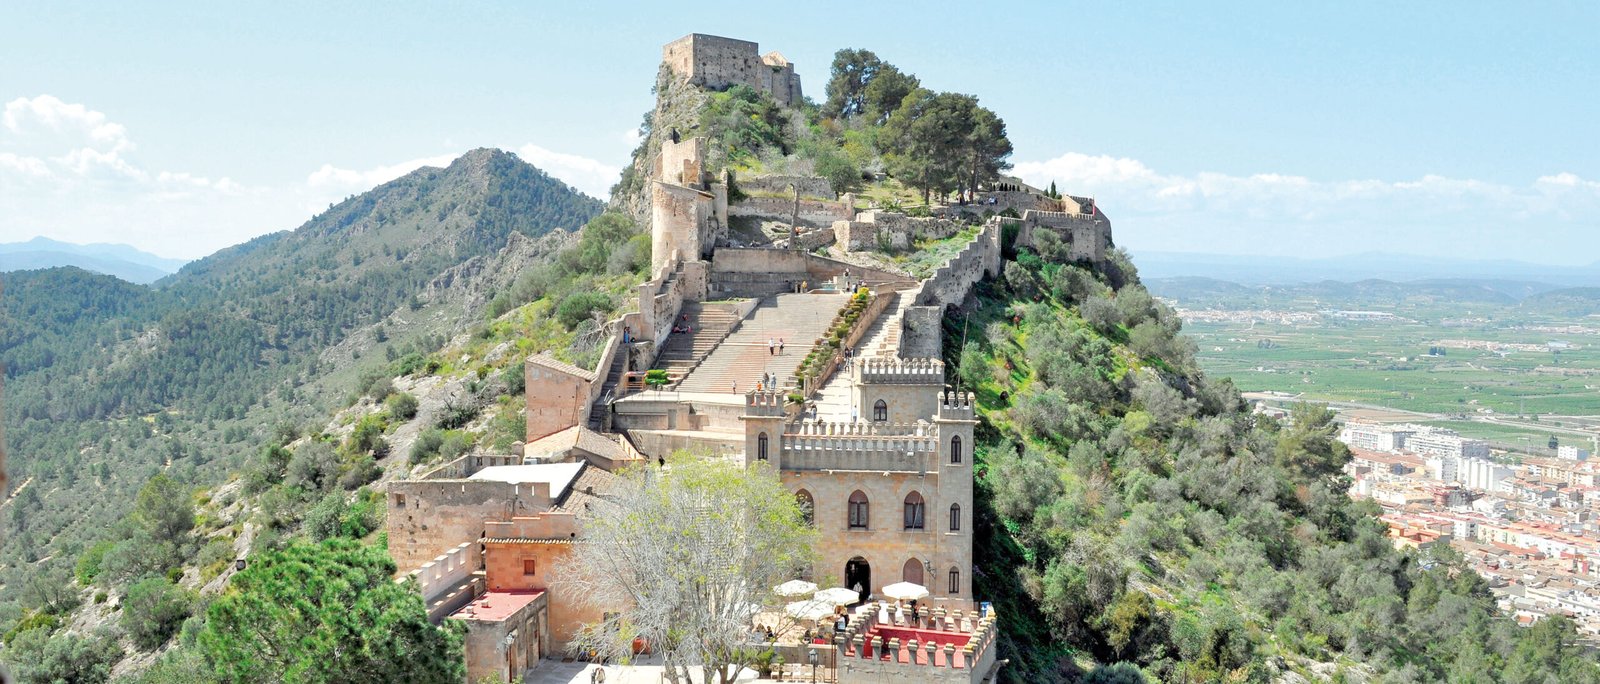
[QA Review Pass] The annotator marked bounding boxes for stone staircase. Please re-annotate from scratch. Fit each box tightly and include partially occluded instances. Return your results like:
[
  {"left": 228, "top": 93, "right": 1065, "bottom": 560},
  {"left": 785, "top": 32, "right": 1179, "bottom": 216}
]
[
  {"left": 653, "top": 301, "right": 745, "bottom": 380},
  {"left": 587, "top": 350, "right": 629, "bottom": 430},
  {"left": 857, "top": 292, "right": 912, "bottom": 359},
  {"left": 675, "top": 293, "right": 848, "bottom": 394}
]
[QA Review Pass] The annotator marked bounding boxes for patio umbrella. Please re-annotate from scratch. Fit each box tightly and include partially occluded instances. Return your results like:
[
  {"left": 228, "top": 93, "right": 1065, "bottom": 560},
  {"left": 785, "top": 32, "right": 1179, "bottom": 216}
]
[
  {"left": 774, "top": 579, "right": 819, "bottom": 597},
  {"left": 785, "top": 599, "right": 835, "bottom": 621},
  {"left": 813, "top": 587, "right": 860, "bottom": 605},
  {"left": 881, "top": 581, "right": 929, "bottom": 601}
]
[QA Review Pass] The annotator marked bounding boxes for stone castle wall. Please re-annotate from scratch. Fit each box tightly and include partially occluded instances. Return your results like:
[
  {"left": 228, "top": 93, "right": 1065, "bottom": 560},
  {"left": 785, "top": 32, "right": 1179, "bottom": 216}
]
[
  {"left": 1017, "top": 209, "right": 1110, "bottom": 263},
  {"left": 834, "top": 211, "right": 970, "bottom": 252},
  {"left": 737, "top": 174, "right": 835, "bottom": 199},
  {"left": 661, "top": 33, "right": 801, "bottom": 106},
  {"left": 894, "top": 222, "right": 1002, "bottom": 357},
  {"left": 387, "top": 479, "right": 558, "bottom": 573},
  {"left": 728, "top": 195, "right": 853, "bottom": 229}
]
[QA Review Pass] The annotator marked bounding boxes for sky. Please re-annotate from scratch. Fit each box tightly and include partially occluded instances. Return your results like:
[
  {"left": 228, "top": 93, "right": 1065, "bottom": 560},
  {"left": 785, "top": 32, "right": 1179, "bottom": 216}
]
[{"left": 2, "top": 1, "right": 1596, "bottom": 264}]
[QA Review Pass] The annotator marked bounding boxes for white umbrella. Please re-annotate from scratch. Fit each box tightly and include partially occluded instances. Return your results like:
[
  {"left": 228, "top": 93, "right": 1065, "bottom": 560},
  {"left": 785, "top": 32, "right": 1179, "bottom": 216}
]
[
  {"left": 774, "top": 579, "right": 819, "bottom": 597},
  {"left": 813, "top": 587, "right": 860, "bottom": 605},
  {"left": 881, "top": 581, "right": 929, "bottom": 601},
  {"left": 785, "top": 599, "right": 834, "bottom": 621}
]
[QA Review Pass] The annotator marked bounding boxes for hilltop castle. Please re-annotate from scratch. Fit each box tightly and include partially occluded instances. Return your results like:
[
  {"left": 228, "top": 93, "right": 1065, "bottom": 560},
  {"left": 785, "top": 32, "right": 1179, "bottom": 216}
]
[{"left": 385, "top": 32, "right": 1110, "bottom": 683}]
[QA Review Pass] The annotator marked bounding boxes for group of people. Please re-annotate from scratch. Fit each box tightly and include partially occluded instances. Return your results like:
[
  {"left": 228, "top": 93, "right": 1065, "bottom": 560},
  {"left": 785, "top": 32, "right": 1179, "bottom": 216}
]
[
  {"left": 672, "top": 313, "right": 693, "bottom": 335},
  {"left": 767, "top": 337, "right": 785, "bottom": 355}
]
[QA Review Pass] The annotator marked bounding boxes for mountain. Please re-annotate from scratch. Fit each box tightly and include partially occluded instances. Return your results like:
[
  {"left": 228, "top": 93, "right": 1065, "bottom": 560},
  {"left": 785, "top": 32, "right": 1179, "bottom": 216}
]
[
  {"left": 0, "top": 148, "right": 602, "bottom": 666},
  {"left": 0, "top": 237, "right": 190, "bottom": 284},
  {"left": 1133, "top": 249, "right": 1600, "bottom": 288}
]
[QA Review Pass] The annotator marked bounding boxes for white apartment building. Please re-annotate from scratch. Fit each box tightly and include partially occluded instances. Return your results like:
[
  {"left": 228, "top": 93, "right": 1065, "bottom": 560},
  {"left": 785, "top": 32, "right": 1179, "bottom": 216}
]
[
  {"left": 1409, "top": 431, "right": 1491, "bottom": 460},
  {"left": 1559, "top": 445, "right": 1591, "bottom": 461},
  {"left": 1459, "top": 457, "right": 1514, "bottom": 493},
  {"left": 1339, "top": 422, "right": 1420, "bottom": 453}
]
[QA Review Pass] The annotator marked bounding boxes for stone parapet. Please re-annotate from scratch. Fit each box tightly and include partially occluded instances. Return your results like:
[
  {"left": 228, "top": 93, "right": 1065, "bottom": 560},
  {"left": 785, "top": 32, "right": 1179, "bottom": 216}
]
[
  {"left": 855, "top": 357, "right": 945, "bottom": 385},
  {"left": 744, "top": 389, "right": 787, "bottom": 417},
  {"left": 778, "top": 431, "right": 937, "bottom": 473},
  {"left": 937, "top": 391, "right": 975, "bottom": 422}
]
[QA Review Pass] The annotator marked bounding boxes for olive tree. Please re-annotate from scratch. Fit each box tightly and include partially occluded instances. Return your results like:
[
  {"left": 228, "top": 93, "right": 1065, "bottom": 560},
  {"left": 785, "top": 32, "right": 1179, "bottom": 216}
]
[{"left": 561, "top": 452, "right": 817, "bottom": 684}]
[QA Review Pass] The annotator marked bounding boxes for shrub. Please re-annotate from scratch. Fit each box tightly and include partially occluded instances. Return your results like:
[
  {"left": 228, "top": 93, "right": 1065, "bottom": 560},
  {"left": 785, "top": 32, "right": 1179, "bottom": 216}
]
[
  {"left": 434, "top": 399, "right": 479, "bottom": 430},
  {"left": 122, "top": 577, "right": 194, "bottom": 650},
  {"left": 384, "top": 392, "right": 419, "bottom": 421},
  {"left": 75, "top": 540, "right": 114, "bottom": 585},
  {"left": 409, "top": 429, "right": 445, "bottom": 464},
  {"left": 439, "top": 432, "right": 474, "bottom": 461},
  {"left": 555, "top": 291, "right": 612, "bottom": 330}
]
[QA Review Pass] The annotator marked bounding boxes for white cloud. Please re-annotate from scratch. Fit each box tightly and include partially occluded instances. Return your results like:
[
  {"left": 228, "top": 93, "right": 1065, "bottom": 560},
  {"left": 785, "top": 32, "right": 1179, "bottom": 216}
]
[
  {"left": 305, "top": 153, "right": 459, "bottom": 191},
  {"left": 1, "top": 94, "right": 624, "bottom": 260},
  {"left": 3, "top": 94, "right": 131, "bottom": 152},
  {"left": 514, "top": 143, "right": 619, "bottom": 198},
  {"left": 1012, "top": 152, "right": 1600, "bottom": 263}
]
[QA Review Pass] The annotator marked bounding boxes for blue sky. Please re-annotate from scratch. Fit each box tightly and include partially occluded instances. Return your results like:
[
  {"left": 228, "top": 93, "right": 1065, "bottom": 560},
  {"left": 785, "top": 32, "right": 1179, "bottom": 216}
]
[{"left": 3, "top": 1, "right": 1596, "bottom": 263}]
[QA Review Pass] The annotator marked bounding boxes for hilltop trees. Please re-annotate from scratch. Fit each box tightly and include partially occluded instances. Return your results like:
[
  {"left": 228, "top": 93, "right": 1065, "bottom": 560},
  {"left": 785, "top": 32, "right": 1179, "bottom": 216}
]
[
  {"left": 562, "top": 453, "right": 816, "bottom": 684},
  {"left": 824, "top": 49, "right": 922, "bottom": 124},
  {"left": 881, "top": 89, "right": 1012, "bottom": 203}
]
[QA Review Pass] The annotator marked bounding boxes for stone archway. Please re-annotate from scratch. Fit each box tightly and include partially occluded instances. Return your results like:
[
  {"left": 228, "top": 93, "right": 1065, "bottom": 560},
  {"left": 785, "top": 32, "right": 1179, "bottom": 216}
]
[{"left": 845, "top": 557, "right": 871, "bottom": 602}]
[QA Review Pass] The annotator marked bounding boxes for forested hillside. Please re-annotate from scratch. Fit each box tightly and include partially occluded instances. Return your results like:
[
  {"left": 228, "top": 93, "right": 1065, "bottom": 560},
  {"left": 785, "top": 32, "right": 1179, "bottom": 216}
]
[
  {"left": 952, "top": 241, "right": 1600, "bottom": 682},
  {"left": 0, "top": 149, "right": 600, "bottom": 677}
]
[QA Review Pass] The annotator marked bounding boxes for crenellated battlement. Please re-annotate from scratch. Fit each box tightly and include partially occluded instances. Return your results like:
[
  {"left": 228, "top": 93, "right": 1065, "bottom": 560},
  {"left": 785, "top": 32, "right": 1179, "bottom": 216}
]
[
  {"left": 938, "top": 391, "right": 976, "bottom": 421},
  {"left": 854, "top": 357, "right": 945, "bottom": 385},
  {"left": 778, "top": 429, "right": 938, "bottom": 473},
  {"left": 787, "top": 419, "right": 932, "bottom": 438},
  {"left": 743, "top": 389, "right": 788, "bottom": 417},
  {"left": 834, "top": 603, "right": 1002, "bottom": 682}
]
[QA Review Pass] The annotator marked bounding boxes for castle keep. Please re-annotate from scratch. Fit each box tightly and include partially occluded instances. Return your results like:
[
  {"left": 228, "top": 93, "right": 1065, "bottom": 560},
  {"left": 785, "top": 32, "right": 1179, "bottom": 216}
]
[
  {"left": 385, "top": 32, "right": 1110, "bottom": 683},
  {"left": 662, "top": 33, "right": 803, "bottom": 106}
]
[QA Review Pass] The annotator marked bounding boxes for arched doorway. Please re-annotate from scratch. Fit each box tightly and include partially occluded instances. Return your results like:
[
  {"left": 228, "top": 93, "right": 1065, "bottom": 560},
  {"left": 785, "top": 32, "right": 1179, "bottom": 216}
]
[
  {"left": 902, "top": 558, "right": 924, "bottom": 585},
  {"left": 845, "top": 557, "right": 871, "bottom": 601}
]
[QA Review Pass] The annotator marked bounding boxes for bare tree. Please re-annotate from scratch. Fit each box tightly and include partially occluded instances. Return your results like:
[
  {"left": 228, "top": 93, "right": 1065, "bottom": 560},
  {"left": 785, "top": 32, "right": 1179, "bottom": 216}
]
[{"left": 561, "top": 452, "right": 817, "bottom": 684}]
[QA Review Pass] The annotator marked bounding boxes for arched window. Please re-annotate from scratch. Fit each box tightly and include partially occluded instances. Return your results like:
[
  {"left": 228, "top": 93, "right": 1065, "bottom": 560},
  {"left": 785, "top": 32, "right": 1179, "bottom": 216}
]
[
  {"left": 902, "top": 558, "right": 924, "bottom": 585},
  {"left": 873, "top": 399, "right": 888, "bottom": 422},
  {"left": 948, "top": 567, "right": 961, "bottom": 594},
  {"left": 950, "top": 503, "right": 962, "bottom": 531},
  {"left": 950, "top": 435, "right": 963, "bottom": 464},
  {"left": 903, "top": 492, "right": 925, "bottom": 530},
  {"left": 848, "top": 491, "right": 869, "bottom": 530},
  {"left": 796, "top": 489, "right": 815, "bottom": 527},
  {"left": 757, "top": 432, "right": 769, "bottom": 461}
]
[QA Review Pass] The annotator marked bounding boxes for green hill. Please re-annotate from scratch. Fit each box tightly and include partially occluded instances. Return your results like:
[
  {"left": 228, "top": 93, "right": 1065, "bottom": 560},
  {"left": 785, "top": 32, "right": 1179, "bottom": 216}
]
[
  {"left": 954, "top": 249, "right": 1599, "bottom": 682},
  {"left": 0, "top": 149, "right": 600, "bottom": 663}
]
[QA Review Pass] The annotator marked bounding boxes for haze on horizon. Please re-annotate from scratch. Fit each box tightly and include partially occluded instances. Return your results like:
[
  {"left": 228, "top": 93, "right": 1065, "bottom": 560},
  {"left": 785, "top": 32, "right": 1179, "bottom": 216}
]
[{"left": 2, "top": 1, "right": 1595, "bottom": 264}]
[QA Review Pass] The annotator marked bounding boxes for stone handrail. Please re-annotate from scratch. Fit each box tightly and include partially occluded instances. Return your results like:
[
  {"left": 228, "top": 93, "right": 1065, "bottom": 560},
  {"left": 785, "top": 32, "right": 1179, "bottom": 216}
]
[{"left": 798, "top": 287, "right": 895, "bottom": 397}]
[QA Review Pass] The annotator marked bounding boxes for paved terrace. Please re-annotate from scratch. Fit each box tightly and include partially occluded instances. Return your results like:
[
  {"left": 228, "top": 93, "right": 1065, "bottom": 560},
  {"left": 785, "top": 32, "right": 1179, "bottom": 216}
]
[{"left": 674, "top": 293, "right": 847, "bottom": 394}]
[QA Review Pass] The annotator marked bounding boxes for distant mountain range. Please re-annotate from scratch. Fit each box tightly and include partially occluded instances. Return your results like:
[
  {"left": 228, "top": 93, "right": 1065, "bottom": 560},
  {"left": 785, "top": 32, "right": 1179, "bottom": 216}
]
[
  {"left": 0, "top": 236, "right": 192, "bottom": 284},
  {"left": 1130, "top": 250, "right": 1600, "bottom": 288}
]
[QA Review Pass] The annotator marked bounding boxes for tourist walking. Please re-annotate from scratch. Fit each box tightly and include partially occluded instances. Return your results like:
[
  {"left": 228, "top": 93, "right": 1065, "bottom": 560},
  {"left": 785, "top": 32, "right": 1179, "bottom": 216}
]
[{"left": 768, "top": 338, "right": 775, "bottom": 355}]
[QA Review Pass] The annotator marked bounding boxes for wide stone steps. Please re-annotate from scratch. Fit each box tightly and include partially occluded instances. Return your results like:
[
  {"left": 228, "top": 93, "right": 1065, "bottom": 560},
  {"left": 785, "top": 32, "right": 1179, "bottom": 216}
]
[
  {"left": 676, "top": 293, "right": 848, "bottom": 394},
  {"left": 654, "top": 302, "right": 743, "bottom": 376},
  {"left": 858, "top": 293, "right": 911, "bottom": 359}
]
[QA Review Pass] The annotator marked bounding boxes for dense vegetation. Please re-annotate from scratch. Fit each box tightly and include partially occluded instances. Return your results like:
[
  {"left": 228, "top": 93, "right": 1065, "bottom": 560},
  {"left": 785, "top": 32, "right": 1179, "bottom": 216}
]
[
  {"left": 951, "top": 235, "right": 1600, "bottom": 682},
  {"left": 0, "top": 149, "right": 602, "bottom": 680}
]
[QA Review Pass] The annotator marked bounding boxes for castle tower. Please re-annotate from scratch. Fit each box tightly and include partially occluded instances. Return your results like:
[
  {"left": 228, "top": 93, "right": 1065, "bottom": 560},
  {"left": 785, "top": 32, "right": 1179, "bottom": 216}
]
[
  {"left": 740, "top": 390, "right": 786, "bottom": 467},
  {"left": 932, "top": 390, "right": 977, "bottom": 599},
  {"left": 851, "top": 358, "right": 946, "bottom": 424}
]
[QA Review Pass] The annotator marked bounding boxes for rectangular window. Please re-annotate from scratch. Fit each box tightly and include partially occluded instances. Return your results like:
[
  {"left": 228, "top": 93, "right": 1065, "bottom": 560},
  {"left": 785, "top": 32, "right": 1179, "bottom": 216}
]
[
  {"left": 394, "top": 494, "right": 405, "bottom": 507},
  {"left": 849, "top": 501, "right": 869, "bottom": 529},
  {"left": 523, "top": 559, "right": 537, "bottom": 575}
]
